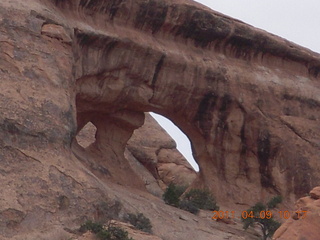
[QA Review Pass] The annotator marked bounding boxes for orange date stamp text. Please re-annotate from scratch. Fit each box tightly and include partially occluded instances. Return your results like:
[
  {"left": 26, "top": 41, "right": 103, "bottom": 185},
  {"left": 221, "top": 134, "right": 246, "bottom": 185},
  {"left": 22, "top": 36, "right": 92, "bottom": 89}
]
[{"left": 212, "top": 210, "right": 308, "bottom": 220}]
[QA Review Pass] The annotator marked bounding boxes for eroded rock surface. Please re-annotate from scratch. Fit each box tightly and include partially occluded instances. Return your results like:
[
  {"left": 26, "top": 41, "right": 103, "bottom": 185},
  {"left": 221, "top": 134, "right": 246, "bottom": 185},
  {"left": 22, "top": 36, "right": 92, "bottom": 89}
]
[
  {"left": 0, "top": 0, "right": 319, "bottom": 239},
  {"left": 274, "top": 186, "right": 320, "bottom": 240},
  {"left": 75, "top": 112, "right": 197, "bottom": 197},
  {"left": 127, "top": 113, "right": 197, "bottom": 190}
]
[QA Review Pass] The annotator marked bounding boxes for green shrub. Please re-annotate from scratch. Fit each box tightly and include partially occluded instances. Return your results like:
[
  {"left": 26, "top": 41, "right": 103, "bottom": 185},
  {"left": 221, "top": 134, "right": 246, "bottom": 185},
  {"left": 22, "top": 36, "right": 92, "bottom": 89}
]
[
  {"left": 267, "top": 195, "right": 282, "bottom": 209},
  {"left": 107, "top": 226, "right": 132, "bottom": 240},
  {"left": 162, "top": 183, "right": 186, "bottom": 207},
  {"left": 80, "top": 220, "right": 103, "bottom": 234},
  {"left": 179, "top": 199, "right": 199, "bottom": 214},
  {"left": 96, "top": 230, "right": 111, "bottom": 240},
  {"left": 163, "top": 184, "right": 219, "bottom": 215},
  {"left": 80, "top": 220, "right": 133, "bottom": 240},
  {"left": 126, "top": 213, "right": 152, "bottom": 233},
  {"left": 242, "top": 196, "right": 282, "bottom": 240},
  {"left": 183, "top": 188, "right": 219, "bottom": 211}
]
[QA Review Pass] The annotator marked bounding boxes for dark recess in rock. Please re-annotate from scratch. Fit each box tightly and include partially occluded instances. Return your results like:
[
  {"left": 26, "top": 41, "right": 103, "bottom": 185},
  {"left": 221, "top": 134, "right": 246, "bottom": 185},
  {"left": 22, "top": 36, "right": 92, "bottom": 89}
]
[
  {"left": 218, "top": 94, "right": 231, "bottom": 128},
  {"left": 135, "top": 0, "right": 168, "bottom": 34},
  {"left": 282, "top": 93, "right": 320, "bottom": 109},
  {"left": 78, "top": 0, "right": 126, "bottom": 19},
  {"left": 194, "top": 92, "right": 217, "bottom": 138},
  {"left": 75, "top": 29, "right": 119, "bottom": 52},
  {"left": 239, "top": 120, "right": 250, "bottom": 179},
  {"left": 308, "top": 65, "right": 320, "bottom": 78},
  {"left": 204, "top": 68, "right": 228, "bottom": 88},
  {"left": 152, "top": 54, "right": 166, "bottom": 88},
  {"left": 293, "top": 157, "right": 312, "bottom": 197},
  {"left": 175, "top": 9, "right": 231, "bottom": 48},
  {"left": 108, "top": 0, "right": 125, "bottom": 19},
  {"left": 257, "top": 130, "right": 273, "bottom": 188}
]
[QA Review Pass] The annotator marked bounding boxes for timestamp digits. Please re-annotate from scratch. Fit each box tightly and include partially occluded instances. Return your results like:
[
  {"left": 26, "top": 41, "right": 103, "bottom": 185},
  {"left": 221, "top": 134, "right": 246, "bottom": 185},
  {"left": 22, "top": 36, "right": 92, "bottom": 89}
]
[
  {"left": 212, "top": 210, "right": 308, "bottom": 220},
  {"left": 212, "top": 210, "right": 235, "bottom": 220}
]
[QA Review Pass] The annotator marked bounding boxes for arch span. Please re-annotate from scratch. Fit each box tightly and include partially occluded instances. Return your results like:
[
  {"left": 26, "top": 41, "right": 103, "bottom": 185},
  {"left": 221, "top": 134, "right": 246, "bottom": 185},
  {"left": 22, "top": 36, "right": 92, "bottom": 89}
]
[{"left": 63, "top": 0, "right": 320, "bottom": 205}]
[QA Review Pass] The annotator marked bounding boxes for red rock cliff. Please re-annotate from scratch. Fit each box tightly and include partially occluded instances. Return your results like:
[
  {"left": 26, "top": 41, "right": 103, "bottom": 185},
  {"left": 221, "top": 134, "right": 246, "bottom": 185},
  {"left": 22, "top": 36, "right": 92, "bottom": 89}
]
[{"left": 0, "top": 0, "right": 319, "bottom": 238}]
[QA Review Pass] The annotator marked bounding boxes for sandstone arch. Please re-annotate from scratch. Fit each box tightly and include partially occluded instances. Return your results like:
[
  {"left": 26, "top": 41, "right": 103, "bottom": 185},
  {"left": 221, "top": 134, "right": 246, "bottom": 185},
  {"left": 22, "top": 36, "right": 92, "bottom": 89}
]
[
  {"left": 67, "top": 0, "right": 320, "bottom": 205},
  {"left": 1, "top": 0, "right": 320, "bottom": 238}
]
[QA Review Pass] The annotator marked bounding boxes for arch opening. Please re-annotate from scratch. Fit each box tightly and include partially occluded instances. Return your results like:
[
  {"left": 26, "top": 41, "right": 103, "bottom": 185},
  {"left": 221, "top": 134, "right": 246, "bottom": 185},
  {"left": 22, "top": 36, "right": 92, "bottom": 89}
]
[
  {"left": 149, "top": 112, "right": 199, "bottom": 172},
  {"left": 75, "top": 121, "right": 97, "bottom": 148},
  {"left": 73, "top": 110, "right": 199, "bottom": 197}
]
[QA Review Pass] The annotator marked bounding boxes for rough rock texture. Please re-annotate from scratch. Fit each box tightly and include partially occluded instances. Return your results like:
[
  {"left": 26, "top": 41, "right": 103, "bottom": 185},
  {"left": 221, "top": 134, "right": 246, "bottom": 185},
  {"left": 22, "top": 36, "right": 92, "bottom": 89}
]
[
  {"left": 70, "top": 0, "right": 320, "bottom": 205},
  {"left": 75, "top": 220, "right": 163, "bottom": 240},
  {"left": 273, "top": 186, "right": 320, "bottom": 239},
  {"left": 126, "top": 113, "right": 197, "bottom": 191},
  {"left": 0, "top": 0, "right": 320, "bottom": 239},
  {"left": 76, "top": 113, "right": 197, "bottom": 197}
]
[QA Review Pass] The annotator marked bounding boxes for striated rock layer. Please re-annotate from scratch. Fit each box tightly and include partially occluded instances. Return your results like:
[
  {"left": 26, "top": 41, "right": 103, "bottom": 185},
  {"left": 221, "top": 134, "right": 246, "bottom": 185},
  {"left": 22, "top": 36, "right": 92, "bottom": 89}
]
[
  {"left": 274, "top": 186, "right": 320, "bottom": 240},
  {"left": 75, "top": 112, "right": 197, "bottom": 197},
  {"left": 64, "top": 0, "right": 320, "bottom": 203},
  {"left": 0, "top": 0, "right": 319, "bottom": 238}
]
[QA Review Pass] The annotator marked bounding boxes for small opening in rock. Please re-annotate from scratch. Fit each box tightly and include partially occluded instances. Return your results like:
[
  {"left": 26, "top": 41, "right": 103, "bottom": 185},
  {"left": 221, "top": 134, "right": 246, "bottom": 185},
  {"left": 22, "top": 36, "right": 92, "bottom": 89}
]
[
  {"left": 76, "top": 121, "right": 97, "bottom": 148},
  {"left": 150, "top": 112, "right": 199, "bottom": 172}
]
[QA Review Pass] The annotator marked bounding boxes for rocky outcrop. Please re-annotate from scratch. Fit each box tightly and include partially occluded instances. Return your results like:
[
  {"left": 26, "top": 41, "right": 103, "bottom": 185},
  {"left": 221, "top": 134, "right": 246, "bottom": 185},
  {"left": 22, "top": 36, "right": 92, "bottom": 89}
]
[
  {"left": 273, "top": 186, "right": 320, "bottom": 239},
  {"left": 127, "top": 113, "right": 197, "bottom": 189},
  {"left": 75, "top": 113, "right": 197, "bottom": 197},
  {"left": 70, "top": 0, "right": 319, "bottom": 205},
  {"left": 0, "top": 0, "right": 319, "bottom": 238}
]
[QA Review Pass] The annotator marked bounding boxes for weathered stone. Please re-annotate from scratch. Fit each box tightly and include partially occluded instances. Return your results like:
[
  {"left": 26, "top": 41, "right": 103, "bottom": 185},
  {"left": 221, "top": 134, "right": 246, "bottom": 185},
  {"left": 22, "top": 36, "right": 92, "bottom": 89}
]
[
  {"left": 0, "top": 0, "right": 319, "bottom": 239},
  {"left": 127, "top": 113, "right": 197, "bottom": 189},
  {"left": 310, "top": 186, "right": 320, "bottom": 199},
  {"left": 41, "top": 24, "right": 72, "bottom": 43},
  {"left": 274, "top": 187, "right": 320, "bottom": 239}
]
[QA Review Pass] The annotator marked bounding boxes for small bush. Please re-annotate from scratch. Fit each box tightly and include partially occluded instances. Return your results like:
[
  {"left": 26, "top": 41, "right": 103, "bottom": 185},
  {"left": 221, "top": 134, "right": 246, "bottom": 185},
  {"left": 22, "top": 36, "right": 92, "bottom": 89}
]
[
  {"left": 107, "top": 226, "right": 132, "bottom": 240},
  {"left": 162, "top": 183, "right": 186, "bottom": 207},
  {"left": 179, "top": 200, "right": 199, "bottom": 214},
  {"left": 126, "top": 213, "right": 152, "bottom": 233},
  {"left": 80, "top": 220, "right": 103, "bottom": 234},
  {"left": 267, "top": 195, "right": 282, "bottom": 209},
  {"left": 242, "top": 196, "right": 282, "bottom": 240},
  {"left": 80, "top": 220, "right": 133, "bottom": 240},
  {"left": 163, "top": 184, "right": 219, "bottom": 215},
  {"left": 183, "top": 189, "right": 219, "bottom": 211},
  {"left": 96, "top": 230, "right": 111, "bottom": 239}
]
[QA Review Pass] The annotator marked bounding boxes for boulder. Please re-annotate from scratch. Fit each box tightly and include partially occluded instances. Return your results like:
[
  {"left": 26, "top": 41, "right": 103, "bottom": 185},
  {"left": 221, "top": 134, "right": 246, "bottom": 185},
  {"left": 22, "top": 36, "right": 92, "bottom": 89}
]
[{"left": 273, "top": 186, "right": 320, "bottom": 240}]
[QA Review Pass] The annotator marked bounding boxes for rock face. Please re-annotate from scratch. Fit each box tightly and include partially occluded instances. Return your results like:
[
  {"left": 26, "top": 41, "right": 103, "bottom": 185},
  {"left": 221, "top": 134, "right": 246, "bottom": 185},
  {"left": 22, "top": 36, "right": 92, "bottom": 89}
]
[
  {"left": 0, "top": 0, "right": 320, "bottom": 239},
  {"left": 127, "top": 113, "right": 197, "bottom": 189},
  {"left": 273, "top": 186, "right": 320, "bottom": 239},
  {"left": 76, "top": 112, "right": 197, "bottom": 197}
]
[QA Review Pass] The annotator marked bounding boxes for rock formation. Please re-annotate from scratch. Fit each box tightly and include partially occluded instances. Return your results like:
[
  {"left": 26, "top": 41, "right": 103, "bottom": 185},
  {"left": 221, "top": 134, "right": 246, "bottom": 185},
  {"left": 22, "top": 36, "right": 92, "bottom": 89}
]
[
  {"left": 273, "top": 186, "right": 320, "bottom": 239},
  {"left": 0, "top": 0, "right": 319, "bottom": 239},
  {"left": 76, "top": 112, "right": 197, "bottom": 197}
]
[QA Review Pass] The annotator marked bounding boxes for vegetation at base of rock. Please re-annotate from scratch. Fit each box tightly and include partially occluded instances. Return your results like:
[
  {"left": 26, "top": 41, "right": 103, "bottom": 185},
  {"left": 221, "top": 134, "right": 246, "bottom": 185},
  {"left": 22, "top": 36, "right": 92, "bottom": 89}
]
[
  {"left": 125, "top": 212, "right": 152, "bottom": 233},
  {"left": 178, "top": 199, "right": 199, "bottom": 214},
  {"left": 267, "top": 195, "right": 282, "bottom": 209},
  {"left": 163, "top": 183, "right": 219, "bottom": 214},
  {"left": 162, "top": 183, "right": 187, "bottom": 207},
  {"left": 242, "top": 196, "right": 282, "bottom": 240},
  {"left": 80, "top": 220, "right": 134, "bottom": 240},
  {"left": 183, "top": 188, "right": 219, "bottom": 211}
]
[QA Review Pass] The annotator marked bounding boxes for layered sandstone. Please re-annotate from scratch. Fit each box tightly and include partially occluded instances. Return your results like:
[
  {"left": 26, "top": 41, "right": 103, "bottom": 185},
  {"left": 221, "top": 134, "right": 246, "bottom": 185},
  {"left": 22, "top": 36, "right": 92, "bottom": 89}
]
[
  {"left": 75, "top": 112, "right": 197, "bottom": 197},
  {"left": 274, "top": 186, "right": 320, "bottom": 239},
  {"left": 126, "top": 113, "right": 197, "bottom": 190},
  {"left": 0, "top": 0, "right": 319, "bottom": 239}
]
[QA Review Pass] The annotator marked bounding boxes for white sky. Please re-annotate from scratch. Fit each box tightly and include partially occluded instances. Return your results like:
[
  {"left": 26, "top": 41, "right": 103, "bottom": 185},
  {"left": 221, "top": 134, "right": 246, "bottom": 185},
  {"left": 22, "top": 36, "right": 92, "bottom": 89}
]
[{"left": 151, "top": 0, "right": 320, "bottom": 172}]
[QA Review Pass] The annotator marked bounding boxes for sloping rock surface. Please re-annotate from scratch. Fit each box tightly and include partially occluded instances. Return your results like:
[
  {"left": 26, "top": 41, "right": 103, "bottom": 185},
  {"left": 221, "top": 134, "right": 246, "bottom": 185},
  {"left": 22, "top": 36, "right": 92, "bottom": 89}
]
[
  {"left": 127, "top": 113, "right": 197, "bottom": 191},
  {"left": 0, "top": 0, "right": 319, "bottom": 239},
  {"left": 274, "top": 186, "right": 320, "bottom": 240}
]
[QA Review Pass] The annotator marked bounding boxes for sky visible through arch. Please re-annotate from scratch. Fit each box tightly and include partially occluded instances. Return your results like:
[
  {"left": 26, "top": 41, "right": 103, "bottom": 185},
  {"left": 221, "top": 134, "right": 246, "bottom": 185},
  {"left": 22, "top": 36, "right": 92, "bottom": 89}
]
[{"left": 151, "top": 0, "right": 320, "bottom": 172}]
